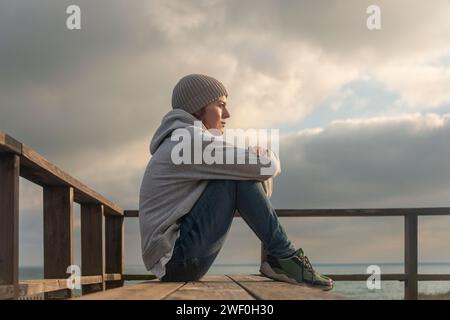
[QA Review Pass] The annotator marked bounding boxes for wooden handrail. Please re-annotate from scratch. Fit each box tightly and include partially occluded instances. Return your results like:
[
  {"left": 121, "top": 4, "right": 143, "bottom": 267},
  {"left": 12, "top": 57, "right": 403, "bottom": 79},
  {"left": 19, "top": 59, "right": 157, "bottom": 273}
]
[
  {"left": 0, "top": 130, "right": 123, "bottom": 216},
  {"left": 124, "top": 209, "right": 450, "bottom": 300},
  {"left": 0, "top": 274, "right": 122, "bottom": 299},
  {"left": 125, "top": 207, "right": 450, "bottom": 218},
  {"left": 0, "top": 130, "right": 124, "bottom": 300}
]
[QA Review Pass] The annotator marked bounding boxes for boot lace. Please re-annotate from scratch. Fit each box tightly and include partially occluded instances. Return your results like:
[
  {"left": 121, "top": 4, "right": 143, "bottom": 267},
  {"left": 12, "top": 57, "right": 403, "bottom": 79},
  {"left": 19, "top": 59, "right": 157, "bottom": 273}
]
[{"left": 296, "top": 255, "right": 314, "bottom": 273}]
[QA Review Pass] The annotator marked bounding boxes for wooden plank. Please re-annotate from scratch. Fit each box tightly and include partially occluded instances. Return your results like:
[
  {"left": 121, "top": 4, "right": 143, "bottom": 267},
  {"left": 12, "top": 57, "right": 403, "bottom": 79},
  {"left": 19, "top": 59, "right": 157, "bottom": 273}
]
[
  {"left": 324, "top": 274, "right": 405, "bottom": 281},
  {"left": 228, "top": 275, "right": 347, "bottom": 300},
  {"left": 15, "top": 273, "right": 449, "bottom": 299},
  {"left": 81, "top": 204, "right": 104, "bottom": 294},
  {"left": 20, "top": 279, "right": 68, "bottom": 297},
  {"left": 104, "top": 273, "right": 122, "bottom": 281},
  {"left": 164, "top": 275, "right": 254, "bottom": 300},
  {"left": 0, "top": 285, "right": 15, "bottom": 300},
  {"left": 275, "top": 208, "right": 450, "bottom": 217},
  {"left": 105, "top": 215, "right": 124, "bottom": 289},
  {"left": 231, "top": 273, "right": 406, "bottom": 281},
  {"left": 81, "top": 275, "right": 104, "bottom": 285},
  {"left": 0, "top": 131, "right": 22, "bottom": 154},
  {"left": 18, "top": 276, "right": 103, "bottom": 297},
  {"left": 417, "top": 274, "right": 450, "bottom": 281},
  {"left": 0, "top": 154, "right": 20, "bottom": 299},
  {"left": 228, "top": 275, "right": 273, "bottom": 282},
  {"left": 123, "top": 274, "right": 157, "bottom": 281},
  {"left": 0, "top": 131, "right": 122, "bottom": 216},
  {"left": 74, "top": 280, "right": 185, "bottom": 300},
  {"left": 21, "top": 144, "right": 122, "bottom": 216},
  {"left": 43, "top": 186, "right": 74, "bottom": 299},
  {"left": 125, "top": 207, "right": 450, "bottom": 218},
  {"left": 124, "top": 210, "right": 139, "bottom": 217},
  {"left": 405, "top": 214, "right": 418, "bottom": 300}
]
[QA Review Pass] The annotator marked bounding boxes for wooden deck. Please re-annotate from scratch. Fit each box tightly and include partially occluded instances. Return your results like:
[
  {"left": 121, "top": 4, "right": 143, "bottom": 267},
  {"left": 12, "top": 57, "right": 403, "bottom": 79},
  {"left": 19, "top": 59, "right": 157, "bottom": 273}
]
[{"left": 73, "top": 275, "right": 346, "bottom": 300}]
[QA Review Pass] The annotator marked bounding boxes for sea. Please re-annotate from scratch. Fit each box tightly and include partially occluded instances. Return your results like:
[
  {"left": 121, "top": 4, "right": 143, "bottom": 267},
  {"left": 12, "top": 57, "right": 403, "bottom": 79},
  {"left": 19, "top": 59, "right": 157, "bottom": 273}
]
[{"left": 19, "top": 262, "right": 450, "bottom": 300}]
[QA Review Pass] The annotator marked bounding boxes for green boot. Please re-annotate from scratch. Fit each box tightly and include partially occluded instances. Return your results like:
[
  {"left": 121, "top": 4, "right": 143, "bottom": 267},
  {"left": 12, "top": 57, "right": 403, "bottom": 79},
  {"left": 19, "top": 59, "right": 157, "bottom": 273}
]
[{"left": 260, "top": 248, "right": 334, "bottom": 291}]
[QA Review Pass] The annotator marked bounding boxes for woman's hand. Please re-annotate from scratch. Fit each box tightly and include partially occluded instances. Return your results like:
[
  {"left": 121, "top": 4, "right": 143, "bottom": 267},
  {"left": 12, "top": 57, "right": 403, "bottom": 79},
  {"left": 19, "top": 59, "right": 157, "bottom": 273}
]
[{"left": 248, "top": 146, "right": 269, "bottom": 157}]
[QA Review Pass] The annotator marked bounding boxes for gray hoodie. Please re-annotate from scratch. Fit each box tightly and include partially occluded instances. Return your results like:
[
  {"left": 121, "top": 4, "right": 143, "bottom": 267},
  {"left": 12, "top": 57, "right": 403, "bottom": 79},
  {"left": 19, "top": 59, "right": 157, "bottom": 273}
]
[{"left": 139, "top": 109, "right": 281, "bottom": 278}]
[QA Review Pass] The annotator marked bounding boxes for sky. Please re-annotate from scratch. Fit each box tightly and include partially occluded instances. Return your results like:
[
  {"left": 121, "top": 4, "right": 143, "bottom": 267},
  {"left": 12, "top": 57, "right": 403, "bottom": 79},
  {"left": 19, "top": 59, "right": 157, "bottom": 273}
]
[{"left": 1, "top": 0, "right": 450, "bottom": 270}]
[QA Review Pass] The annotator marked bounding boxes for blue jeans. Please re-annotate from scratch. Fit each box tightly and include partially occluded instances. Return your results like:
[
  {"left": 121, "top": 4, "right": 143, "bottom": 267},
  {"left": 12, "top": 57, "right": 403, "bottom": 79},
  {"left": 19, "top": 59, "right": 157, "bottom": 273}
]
[{"left": 160, "top": 180, "right": 296, "bottom": 282}]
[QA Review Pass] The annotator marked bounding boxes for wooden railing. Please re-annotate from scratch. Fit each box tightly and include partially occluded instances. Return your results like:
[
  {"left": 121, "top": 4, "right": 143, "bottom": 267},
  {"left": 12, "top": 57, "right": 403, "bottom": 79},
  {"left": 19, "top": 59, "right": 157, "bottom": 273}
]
[
  {"left": 1, "top": 129, "right": 450, "bottom": 300},
  {"left": 0, "top": 130, "right": 124, "bottom": 299},
  {"left": 124, "top": 208, "right": 450, "bottom": 300}
]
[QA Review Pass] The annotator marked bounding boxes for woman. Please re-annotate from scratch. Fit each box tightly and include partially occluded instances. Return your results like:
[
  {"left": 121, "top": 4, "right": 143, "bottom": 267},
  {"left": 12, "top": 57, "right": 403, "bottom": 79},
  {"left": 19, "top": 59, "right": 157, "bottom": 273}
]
[{"left": 139, "top": 74, "right": 333, "bottom": 290}]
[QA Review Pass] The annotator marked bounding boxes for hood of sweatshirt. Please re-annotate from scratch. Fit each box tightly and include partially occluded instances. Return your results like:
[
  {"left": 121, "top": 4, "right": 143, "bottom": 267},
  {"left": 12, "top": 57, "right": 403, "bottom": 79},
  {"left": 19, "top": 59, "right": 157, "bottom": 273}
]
[{"left": 150, "top": 109, "right": 201, "bottom": 155}]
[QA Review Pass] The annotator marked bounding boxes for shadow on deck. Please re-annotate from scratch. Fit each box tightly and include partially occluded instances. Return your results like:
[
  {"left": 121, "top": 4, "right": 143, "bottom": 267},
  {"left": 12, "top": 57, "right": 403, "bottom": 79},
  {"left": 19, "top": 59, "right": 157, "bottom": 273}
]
[{"left": 73, "top": 275, "right": 347, "bottom": 300}]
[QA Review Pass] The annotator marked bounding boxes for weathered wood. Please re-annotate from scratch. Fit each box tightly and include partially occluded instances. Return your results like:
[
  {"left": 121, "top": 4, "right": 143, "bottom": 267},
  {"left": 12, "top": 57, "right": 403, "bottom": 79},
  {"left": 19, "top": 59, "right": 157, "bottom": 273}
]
[
  {"left": 405, "top": 214, "right": 418, "bottom": 300},
  {"left": 111, "top": 272, "right": 450, "bottom": 282},
  {"left": 105, "top": 215, "right": 124, "bottom": 289},
  {"left": 165, "top": 275, "right": 254, "bottom": 300},
  {"left": 14, "top": 272, "right": 450, "bottom": 299},
  {"left": 20, "top": 144, "right": 122, "bottom": 216},
  {"left": 104, "top": 273, "right": 122, "bottom": 281},
  {"left": 18, "top": 276, "right": 103, "bottom": 297},
  {"left": 323, "top": 274, "right": 406, "bottom": 281},
  {"left": 125, "top": 207, "right": 450, "bottom": 218},
  {"left": 123, "top": 274, "right": 157, "bottom": 281},
  {"left": 0, "top": 131, "right": 22, "bottom": 154},
  {"left": 124, "top": 210, "right": 139, "bottom": 217},
  {"left": 275, "top": 208, "right": 450, "bottom": 217},
  {"left": 75, "top": 280, "right": 185, "bottom": 300},
  {"left": 81, "top": 204, "right": 104, "bottom": 294},
  {"left": 0, "top": 154, "right": 20, "bottom": 299},
  {"left": 43, "top": 186, "right": 74, "bottom": 299},
  {"left": 0, "top": 285, "right": 15, "bottom": 300},
  {"left": 80, "top": 275, "right": 104, "bottom": 285},
  {"left": 417, "top": 274, "right": 450, "bottom": 281},
  {"left": 1, "top": 131, "right": 122, "bottom": 216},
  {"left": 228, "top": 275, "right": 347, "bottom": 300}
]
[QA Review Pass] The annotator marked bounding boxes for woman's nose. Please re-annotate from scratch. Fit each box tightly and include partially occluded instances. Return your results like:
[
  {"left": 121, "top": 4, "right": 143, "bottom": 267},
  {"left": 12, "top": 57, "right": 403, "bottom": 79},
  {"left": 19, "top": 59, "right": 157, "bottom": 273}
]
[{"left": 223, "top": 107, "right": 230, "bottom": 119}]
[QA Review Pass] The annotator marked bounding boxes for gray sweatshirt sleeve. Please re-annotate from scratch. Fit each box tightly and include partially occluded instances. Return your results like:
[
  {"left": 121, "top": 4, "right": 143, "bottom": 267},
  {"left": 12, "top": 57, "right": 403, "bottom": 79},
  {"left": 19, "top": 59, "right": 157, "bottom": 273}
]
[{"left": 169, "top": 126, "right": 281, "bottom": 184}]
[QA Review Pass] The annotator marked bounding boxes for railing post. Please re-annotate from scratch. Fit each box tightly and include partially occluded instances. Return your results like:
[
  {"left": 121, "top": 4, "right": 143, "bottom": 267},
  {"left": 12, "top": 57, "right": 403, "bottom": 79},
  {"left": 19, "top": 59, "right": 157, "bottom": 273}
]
[
  {"left": 43, "top": 186, "right": 74, "bottom": 299},
  {"left": 81, "top": 203, "right": 104, "bottom": 295},
  {"left": 105, "top": 214, "right": 124, "bottom": 289},
  {"left": 0, "top": 154, "right": 20, "bottom": 300},
  {"left": 404, "top": 214, "right": 418, "bottom": 300}
]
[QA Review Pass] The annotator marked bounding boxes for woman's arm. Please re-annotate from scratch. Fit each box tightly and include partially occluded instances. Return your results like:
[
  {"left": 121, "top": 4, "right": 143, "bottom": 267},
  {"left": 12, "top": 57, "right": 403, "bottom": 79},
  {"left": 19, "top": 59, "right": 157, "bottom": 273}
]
[{"left": 169, "top": 125, "right": 281, "bottom": 182}]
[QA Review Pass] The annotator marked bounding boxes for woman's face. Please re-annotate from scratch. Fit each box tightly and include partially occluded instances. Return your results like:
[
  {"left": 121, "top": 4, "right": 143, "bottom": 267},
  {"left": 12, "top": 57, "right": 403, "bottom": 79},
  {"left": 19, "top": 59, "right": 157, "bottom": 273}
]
[{"left": 196, "top": 95, "right": 230, "bottom": 135}]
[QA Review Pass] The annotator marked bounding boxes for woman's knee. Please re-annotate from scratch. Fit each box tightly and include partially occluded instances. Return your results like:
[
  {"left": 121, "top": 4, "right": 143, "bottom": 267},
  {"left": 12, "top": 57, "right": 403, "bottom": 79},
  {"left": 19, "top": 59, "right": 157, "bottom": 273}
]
[
  {"left": 203, "top": 180, "right": 238, "bottom": 204},
  {"left": 236, "top": 180, "right": 265, "bottom": 194},
  {"left": 160, "top": 255, "right": 215, "bottom": 282}
]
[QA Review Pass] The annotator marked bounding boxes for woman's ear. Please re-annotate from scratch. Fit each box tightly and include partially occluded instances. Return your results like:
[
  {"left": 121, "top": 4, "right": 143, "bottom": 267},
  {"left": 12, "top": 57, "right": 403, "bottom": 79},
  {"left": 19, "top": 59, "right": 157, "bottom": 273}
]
[
  {"left": 193, "top": 111, "right": 201, "bottom": 120},
  {"left": 193, "top": 107, "right": 206, "bottom": 120}
]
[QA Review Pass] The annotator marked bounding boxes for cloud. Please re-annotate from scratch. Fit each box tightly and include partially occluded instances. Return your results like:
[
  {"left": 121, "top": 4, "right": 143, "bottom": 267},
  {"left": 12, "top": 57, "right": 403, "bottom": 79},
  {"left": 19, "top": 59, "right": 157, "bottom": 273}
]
[
  {"left": 3, "top": 1, "right": 450, "bottom": 266},
  {"left": 3, "top": 0, "right": 450, "bottom": 159},
  {"left": 376, "top": 64, "right": 450, "bottom": 109},
  {"left": 274, "top": 112, "right": 450, "bottom": 209}
]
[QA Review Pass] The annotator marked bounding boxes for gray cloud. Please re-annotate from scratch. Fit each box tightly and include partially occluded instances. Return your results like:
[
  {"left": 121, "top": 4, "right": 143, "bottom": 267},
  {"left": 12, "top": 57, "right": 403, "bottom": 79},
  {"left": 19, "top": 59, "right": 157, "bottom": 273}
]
[
  {"left": 274, "top": 113, "right": 450, "bottom": 209},
  {"left": 3, "top": 1, "right": 450, "bottom": 267},
  {"left": 3, "top": 0, "right": 450, "bottom": 163}
]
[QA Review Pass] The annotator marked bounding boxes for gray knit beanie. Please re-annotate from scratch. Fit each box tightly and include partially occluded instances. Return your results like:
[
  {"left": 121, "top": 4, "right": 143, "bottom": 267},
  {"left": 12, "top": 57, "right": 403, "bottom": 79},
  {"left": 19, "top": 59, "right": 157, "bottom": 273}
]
[{"left": 171, "top": 74, "right": 228, "bottom": 114}]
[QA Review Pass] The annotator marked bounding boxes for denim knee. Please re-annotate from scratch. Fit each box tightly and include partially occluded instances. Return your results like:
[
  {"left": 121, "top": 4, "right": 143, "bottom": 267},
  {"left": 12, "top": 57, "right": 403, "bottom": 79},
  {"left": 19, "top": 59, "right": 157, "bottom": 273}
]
[{"left": 161, "top": 253, "right": 218, "bottom": 282}]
